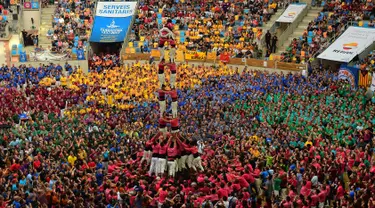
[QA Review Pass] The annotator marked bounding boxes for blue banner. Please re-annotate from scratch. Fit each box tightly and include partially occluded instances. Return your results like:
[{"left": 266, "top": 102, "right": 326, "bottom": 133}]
[
  {"left": 338, "top": 65, "right": 359, "bottom": 89},
  {"left": 20, "top": 52, "right": 27, "bottom": 62},
  {"left": 31, "top": 1, "right": 39, "bottom": 9},
  {"left": 77, "top": 49, "right": 85, "bottom": 60},
  {"left": 90, "top": 17, "right": 132, "bottom": 42},
  {"left": 90, "top": 2, "right": 136, "bottom": 43}
]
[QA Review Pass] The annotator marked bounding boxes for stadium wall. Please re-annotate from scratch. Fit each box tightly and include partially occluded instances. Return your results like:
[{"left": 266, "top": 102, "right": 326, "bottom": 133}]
[{"left": 122, "top": 53, "right": 307, "bottom": 72}]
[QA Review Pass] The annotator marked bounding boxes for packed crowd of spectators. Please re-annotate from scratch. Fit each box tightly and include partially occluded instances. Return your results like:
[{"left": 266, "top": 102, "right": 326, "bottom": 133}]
[
  {"left": 0, "top": 5, "right": 9, "bottom": 38},
  {"left": 0, "top": 63, "right": 71, "bottom": 88},
  {"left": 0, "top": 59, "right": 375, "bottom": 207},
  {"left": 280, "top": 0, "right": 375, "bottom": 63},
  {"left": 47, "top": 0, "right": 94, "bottom": 53},
  {"left": 89, "top": 53, "right": 121, "bottom": 73},
  {"left": 130, "top": 0, "right": 288, "bottom": 59}
]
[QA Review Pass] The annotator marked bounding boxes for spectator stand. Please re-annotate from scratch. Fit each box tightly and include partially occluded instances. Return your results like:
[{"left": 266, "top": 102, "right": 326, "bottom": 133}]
[
  {"left": 125, "top": 0, "right": 286, "bottom": 60},
  {"left": 17, "top": 0, "right": 94, "bottom": 63},
  {"left": 0, "top": 6, "right": 11, "bottom": 40},
  {"left": 122, "top": 51, "right": 307, "bottom": 72},
  {"left": 278, "top": 0, "right": 375, "bottom": 64}
]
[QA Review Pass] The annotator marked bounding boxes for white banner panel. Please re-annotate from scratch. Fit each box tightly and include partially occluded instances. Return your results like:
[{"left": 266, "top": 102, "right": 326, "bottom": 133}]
[
  {"left": 318, "top": 27, "right": 375, "bottom": 63},
  {"left": 96, "top": 2, "right": 137, "bottom": 18},
  {"left": 276, "top": 4, "right": 307, "bottom": 23},
  {"left": 371, "top": 72, "right": 375, "bottom": 92},
  {"left": 30, "top": 51, "right": 70, "bottom": 61}
]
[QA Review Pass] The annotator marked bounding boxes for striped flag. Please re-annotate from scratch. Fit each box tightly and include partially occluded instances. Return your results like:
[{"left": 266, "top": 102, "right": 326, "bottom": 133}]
[{"left": 359, "top": 69, "right": 370, "bottom": 87}]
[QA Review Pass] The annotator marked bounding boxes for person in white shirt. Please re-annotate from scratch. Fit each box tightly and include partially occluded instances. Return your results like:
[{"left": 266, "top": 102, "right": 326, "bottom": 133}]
[{"left": 197, "top": 140, "right": 205, "bottom": 154}]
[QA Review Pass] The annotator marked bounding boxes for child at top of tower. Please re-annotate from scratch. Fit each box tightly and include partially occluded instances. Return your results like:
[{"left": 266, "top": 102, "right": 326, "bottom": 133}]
[{"left": 159, "top": 19, "right": 175, "bottom": 40}]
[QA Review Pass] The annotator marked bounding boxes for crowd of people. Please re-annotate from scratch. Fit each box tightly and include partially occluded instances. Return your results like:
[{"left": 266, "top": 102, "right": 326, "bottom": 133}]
[
  {"left": 0, "top": 63, "right": 72, "bottom": 88},
  {"left": 89, "top": 53, "right": 121, "bottom": 73},
  {"left": 48, "top": 0, "right": 94, "bottom": 53},
  {"left": 0, "top": 57, "right": 375, "bottom": 207},
  {"left": 280, "top": 0, "right": 375, "bottom": 63},
  {"left": 130, "top": 0, "right": 289, "bottom": 59}
]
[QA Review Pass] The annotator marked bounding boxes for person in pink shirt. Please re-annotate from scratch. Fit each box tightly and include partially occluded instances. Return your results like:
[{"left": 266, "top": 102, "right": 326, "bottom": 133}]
[
  {"left": 317, "top": 187, "right": 327, "bottom": 208},
  {"left": 282, "top": 196, "right": 293, "bottom": 208},
  {"left": 300, "top": 181, "right": 312, "bottom": 197},
  {"left": 310, "top": 189, "right": 319, "bottom": 208}
]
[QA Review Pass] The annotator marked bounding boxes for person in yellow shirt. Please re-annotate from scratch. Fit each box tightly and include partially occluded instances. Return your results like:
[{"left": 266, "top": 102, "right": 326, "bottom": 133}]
[
  {"left": 61, "top": 76, "right": 68, "bottom": 87},
  {"left": 67, "top": 153, "right": 77, "bottom": 166}
]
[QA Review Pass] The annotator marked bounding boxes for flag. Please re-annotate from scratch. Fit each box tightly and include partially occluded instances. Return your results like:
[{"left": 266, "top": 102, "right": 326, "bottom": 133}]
[
  {"left": 358, "top": 69, "right": 369, "bottom": 87},
  {"left": 338, "top": 65, "right": 359, "bottom": 89}
]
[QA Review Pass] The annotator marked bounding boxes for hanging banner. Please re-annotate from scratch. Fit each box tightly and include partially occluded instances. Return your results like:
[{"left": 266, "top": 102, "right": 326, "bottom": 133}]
[
  {"left": 206, "top": 52, "right": 217, "bottom": 61},
  {"left": 318, "top": 27, "right": 375, "bottom": 62},
  {"left": 23, "top": 2, "right": 31, "bottom": 9},
  {"left": 276, "top": 4, "right": 307, "bottom": 23},
  {"left": 30, "top": 51, "right": 70, "bottom": 61},
  {"left": 338, "top": 65, "right": 359, "bottom": 89},
  {"left": 90, "top": 2, "right": 137, "bottom": 43},
  {"left": 20, "top": 52, "right": 27, "bottom": 62},
  {"left": 151, "top": 49, "right": 161, "bottom": 57},
  {"left": 185, "top": 51, "right": 206, "bottom": 60},
  {"left": 77, "top": 49, "right": 85, "bottom": 60},
  {"left": 371, "top": 72, "right": 375, "bottom": 92}
]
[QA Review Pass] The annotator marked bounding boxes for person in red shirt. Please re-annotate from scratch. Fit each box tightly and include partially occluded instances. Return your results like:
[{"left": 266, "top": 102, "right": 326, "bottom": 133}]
[
  {"left": 176, "top": 137, "right": 189, "bottom": 171},
  {"left": 167, "top": 63, "right": 177, "bottom": 89},
  {"left": 158, "top": 86, "right": 167, "bottom": 117},
  {"left": 217, "top": 183, "right": 229, "bottom": 199},
  {"left": 157, "top": 137, "right": 169, "bottom": 176},
  {"left": 185, "top": 140, "right": 204, "bottom": 172},
  {"left": 168, "top": 39, "right": 176, "bottom": 63},
  {"left": 167, "top": 89, "right": 178, "bottom": 118},
  {"left": 158, "top": 113, "right": 169, "bottom": 138},
  {"left": 336, "top": 182, "right": 345, "bottom": 200},
  {"left": 167, "top": 136, "right": 179, "bottom": 177},
  {"left": 158, "top": 59, "right": 166, "bottom": 88},
  {"left": 148, "top": 136, "right": 161, "bottom": 176},
  {"left": 142, "top": 132, "right": 161, "bottom": 165},
  {"left": 164, "top": 117, "right": 179, "bottom": 134},
  {"left": 33, "top": 158, "right": 42, "bottom": 171}
]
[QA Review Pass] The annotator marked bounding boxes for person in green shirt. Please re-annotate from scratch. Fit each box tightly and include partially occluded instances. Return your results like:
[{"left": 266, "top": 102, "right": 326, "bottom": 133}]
[{"left": 273, "top": 174, "right": 282, "bottom": 198}]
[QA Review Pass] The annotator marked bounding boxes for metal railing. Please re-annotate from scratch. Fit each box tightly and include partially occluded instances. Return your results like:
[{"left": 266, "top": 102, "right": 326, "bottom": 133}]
[{"left": 277, "top": 4, "right": 310, "bottom": 50}]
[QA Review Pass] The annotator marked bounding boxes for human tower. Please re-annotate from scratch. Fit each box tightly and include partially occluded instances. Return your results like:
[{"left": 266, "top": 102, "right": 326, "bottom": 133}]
[{"left": 143, "top": 20, "right": 204, "bottom": 177}]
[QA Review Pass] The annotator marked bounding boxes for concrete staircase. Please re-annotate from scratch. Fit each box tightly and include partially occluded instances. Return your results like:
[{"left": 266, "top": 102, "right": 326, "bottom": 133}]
[
  {"left": 38, "top": 6, "right": 56, "bottom": 49},
  {"left": 259, "top": 9, "right": 286, "bottom": 52},
  {"left": 277, "top": 7, "right": 321, "bottom": 53}
]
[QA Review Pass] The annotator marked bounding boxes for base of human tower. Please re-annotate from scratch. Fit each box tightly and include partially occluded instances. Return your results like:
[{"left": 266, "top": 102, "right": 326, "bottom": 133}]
[{"left": 143, "top": 124, "right": 204, "bottom": 178}]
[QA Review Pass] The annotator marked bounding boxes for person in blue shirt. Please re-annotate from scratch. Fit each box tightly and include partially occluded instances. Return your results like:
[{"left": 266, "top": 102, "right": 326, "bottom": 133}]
[
  {"left": 56, "top": 64, "right": 63, "bottom": 71},
  {"left": 12, "top": 200, "right": 21, "bottom": 208}
]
